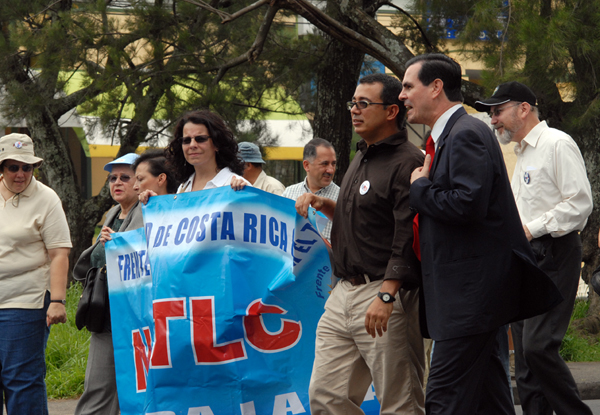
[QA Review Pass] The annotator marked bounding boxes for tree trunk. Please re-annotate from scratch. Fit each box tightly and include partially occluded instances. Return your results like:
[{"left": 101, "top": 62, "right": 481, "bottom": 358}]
[
  {"left": 26, "top": 109, "right": 114, "bottom": 281},
  {"left": 312, "top": 1, "right": 366, "bottom": 183}
]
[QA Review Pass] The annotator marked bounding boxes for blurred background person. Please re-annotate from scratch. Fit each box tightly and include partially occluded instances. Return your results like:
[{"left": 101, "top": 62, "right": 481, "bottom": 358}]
[
  {"left": 237, "top": 142, "right": 284, "bottom": 195},
  {"left": 74, "top": 153, "right": 141, "bottom": 415},
  {"left": 132, "top": 149, "right": 179, "bottom": 196},
  {"left": 0, "top": 133, "right": 71, "bottom": 414}
]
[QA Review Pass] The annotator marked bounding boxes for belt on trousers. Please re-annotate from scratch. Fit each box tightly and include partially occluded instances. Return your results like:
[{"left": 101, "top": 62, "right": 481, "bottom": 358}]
[{"left": 343, "top": 274, "right": 383, "bottom": 286}]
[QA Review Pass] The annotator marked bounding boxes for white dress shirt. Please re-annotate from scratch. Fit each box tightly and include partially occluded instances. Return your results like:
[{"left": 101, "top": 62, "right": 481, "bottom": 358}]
[
  {"left": 512, "top": 121, "right": 593, "bottom": 238},
  {"left": 177, "top": 167, "right": 249, "bottom": 193},
  {"left": 430, "top": 104, "right": 463, "bottom": 149}
]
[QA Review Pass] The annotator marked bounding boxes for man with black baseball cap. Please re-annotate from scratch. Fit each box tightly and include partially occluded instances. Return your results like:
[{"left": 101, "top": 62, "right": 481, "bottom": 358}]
[{"left": 476, "top": 81, "right": 593, "bottom": 415}]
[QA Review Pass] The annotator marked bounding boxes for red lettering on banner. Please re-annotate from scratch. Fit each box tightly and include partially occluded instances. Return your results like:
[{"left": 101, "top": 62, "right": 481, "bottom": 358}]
[
  {"left": 151, "top": 298, "right": 187, "bottom": 368},
  {"left": 244, "top": 300, "right": 302, "bottom": 352},
  {"left": 132, "top": 327, "right": 152, "bottom": 392},
  {"left": 190, "top": 297, "right": 247, "bottom": 364}
]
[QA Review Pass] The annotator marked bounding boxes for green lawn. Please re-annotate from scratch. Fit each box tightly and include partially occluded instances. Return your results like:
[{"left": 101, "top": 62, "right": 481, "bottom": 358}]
[{"left": 45, "top": 283, "right": 90, "bottom": 399}]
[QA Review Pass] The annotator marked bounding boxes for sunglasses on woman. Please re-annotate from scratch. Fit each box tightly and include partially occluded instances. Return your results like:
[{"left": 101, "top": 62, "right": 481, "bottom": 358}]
[
  {"left": 6, "top": 164, "right": 33, "bottom": 173},
  {"left": 107, "top": 174, "right": 132, "bottom": 184},
  {"left": 181, "top": 135, "right": 211, "bottom": 145}
]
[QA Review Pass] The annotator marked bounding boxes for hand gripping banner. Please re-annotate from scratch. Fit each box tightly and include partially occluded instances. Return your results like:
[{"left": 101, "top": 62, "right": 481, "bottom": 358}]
[{"left": 105, "top": 186, "right": 381, "bottom": 415}]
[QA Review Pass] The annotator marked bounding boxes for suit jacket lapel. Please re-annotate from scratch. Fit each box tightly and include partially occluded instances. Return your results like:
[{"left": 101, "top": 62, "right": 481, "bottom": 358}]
[{"left": 430, "top": 107, "right": 467, "bottom": 176}]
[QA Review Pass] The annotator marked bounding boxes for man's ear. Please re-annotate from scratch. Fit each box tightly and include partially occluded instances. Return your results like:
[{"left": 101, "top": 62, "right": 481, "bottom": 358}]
[
  {"left": 386, "top": 104, "right": 400, "bottom": 121},
  {"left": 303, "top": 159, "right": 310, "bottom": 172},
  {"left": 431, "top": 79, "right": 444, "bottom": 99}
]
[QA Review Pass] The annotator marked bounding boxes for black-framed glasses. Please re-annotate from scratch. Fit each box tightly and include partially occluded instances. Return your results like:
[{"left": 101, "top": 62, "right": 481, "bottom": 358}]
[
  {"left": 346, "top": 101, "right": 391, "bottom": 110},
  {"left": 181, "top": 135, "right": 211, "bottom": 145},
  {"left": 6, "top": 164, "right": 33, "bottom": 173},
  {"left": 489, "top": 103, "right": 521, "bottom": 118},
  {"left": 108, "top": 174, "right": 132, "bottom": 184}
]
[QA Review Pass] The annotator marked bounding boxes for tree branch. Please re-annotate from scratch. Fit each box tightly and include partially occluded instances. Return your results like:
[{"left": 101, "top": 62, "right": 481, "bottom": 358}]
[
  {"left": 210, "top": 4, "right": 279, "bottom": 84},
  {"left": 383, "top": 1, "right": 436, "bottom": 53}
]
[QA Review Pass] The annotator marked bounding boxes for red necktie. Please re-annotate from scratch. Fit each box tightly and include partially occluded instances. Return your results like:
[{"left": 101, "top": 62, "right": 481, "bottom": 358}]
[{"left": 412, "top": 135, "right": 435, "bottom": 260}]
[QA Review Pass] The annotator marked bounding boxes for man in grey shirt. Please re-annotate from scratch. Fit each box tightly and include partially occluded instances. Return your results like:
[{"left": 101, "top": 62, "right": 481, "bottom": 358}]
[{"left": 282, "top": 138, "right": 339, "bottom": 241}]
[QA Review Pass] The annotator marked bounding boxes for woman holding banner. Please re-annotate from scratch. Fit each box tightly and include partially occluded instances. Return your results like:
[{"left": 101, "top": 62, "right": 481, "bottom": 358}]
[
  {"left": 165, "top": 109, "right": 247, "bottom": 193},
  {"left": 132, "top": 149, "right": 180, "bottom": 195},
  {"left": 74, "top": 153, "right": 143, "bottom": 415}
]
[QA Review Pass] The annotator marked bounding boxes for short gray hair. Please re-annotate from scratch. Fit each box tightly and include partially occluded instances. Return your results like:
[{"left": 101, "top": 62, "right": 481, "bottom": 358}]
[{"left": 303, "top": 138, "right": 334, "bottom": 162}]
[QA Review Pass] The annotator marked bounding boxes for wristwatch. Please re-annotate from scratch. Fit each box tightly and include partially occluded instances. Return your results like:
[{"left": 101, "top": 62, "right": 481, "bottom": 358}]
[
  {"left": 50, "top": 299, "right": 66, "bottom": 305},
  {"left": 377, "top": 292, "right": 396, "bottom": 303}
]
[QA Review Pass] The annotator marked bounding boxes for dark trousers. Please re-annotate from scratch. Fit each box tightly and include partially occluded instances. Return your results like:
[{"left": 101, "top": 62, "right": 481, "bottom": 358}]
[
  {"left": 426, "top": 329, "right": 515, "bottom": 415},
  {"left": 512, "top": 232, "right": 592, "bottom": 415}
]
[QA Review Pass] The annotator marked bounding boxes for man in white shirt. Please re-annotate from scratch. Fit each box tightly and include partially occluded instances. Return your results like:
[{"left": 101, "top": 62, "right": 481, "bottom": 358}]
[
  {"left": 282, "top": 138, "right": 339, "bottom": 241},
  {"left": 475, "top": 81, "right": 593, "bottom": 415},
  {"left": 238, "top": 142, "right": 285, "bottom": 195}
]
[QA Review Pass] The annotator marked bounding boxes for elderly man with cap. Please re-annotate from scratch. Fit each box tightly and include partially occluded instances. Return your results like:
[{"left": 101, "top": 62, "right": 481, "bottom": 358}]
[
  {"left": 238, "top": 142, "right": 285, "bottom": 195},
  {"left": 74, "top": 152, "right": 143, "bottom": 415},
  {"left": 475, "top": 82, "right": 593, "bottom": 415},
  {"left": 0, "top": 133, "right": 72, "bottom": 414}
]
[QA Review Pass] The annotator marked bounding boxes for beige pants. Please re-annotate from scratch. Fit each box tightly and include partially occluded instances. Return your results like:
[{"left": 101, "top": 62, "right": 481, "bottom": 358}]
[{"left": 309, "top": 278, "right": 425, "bottom": 415}]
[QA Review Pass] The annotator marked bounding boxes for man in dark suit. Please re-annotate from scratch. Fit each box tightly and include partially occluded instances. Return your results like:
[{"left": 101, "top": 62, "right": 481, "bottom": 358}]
[{"left": 401, "top": 53, "right": 562, "bottom": 414}]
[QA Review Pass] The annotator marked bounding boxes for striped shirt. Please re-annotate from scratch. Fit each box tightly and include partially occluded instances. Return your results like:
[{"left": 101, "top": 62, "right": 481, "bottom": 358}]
[{"left": 282, "top": 178, "right": 340, "bottom": 241}]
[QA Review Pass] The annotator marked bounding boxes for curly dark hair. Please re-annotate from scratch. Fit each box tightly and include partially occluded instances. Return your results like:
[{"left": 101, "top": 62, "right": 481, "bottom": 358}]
[
  {"left": 166, "top": 110, "right": 244, "bottom": 182},
  {"left": 132, "top": 149, "right": 180, "bottom": 194}
]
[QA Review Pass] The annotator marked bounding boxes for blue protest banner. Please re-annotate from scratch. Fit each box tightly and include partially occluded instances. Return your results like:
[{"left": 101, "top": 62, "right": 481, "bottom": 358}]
[{"left": 105, "top": 186, "right": 381, "bottom": 415}]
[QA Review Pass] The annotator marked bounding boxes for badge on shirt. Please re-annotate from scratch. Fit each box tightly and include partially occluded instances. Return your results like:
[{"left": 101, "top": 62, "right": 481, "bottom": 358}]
[
  {"left": 360, "top": 180, "right": 370, "bottom": 195},
  {"left": 524, "top": 171, "right": 530, "bottom": 184}
]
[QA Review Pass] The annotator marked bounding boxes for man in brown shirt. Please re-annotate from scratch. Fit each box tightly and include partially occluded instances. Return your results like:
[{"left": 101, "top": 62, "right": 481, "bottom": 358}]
[{"left": 296, "top": 73, "right": 425, "bottom": 414}]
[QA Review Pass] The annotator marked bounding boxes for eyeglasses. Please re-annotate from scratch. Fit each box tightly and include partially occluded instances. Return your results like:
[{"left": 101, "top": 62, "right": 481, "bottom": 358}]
[
  {"left": 181, "top": 135, "right": 211, "bottom": 145},
  {"left": 108, "top": 174, "right": 132, "bottom": 184},
  {"left": 6, "top": 164, "right": 33, "bottom": 173},
  {"left": 489, "top": 103, "right": 521, "bottom": 118},
  {"left": 346, "top": 101, "right": 391, "bottom": 110}
]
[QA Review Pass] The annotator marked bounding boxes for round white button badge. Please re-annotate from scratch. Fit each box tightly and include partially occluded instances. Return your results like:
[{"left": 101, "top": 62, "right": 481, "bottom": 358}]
[{"left": 360, "top": 180, "right": 370, "bottom": 195}]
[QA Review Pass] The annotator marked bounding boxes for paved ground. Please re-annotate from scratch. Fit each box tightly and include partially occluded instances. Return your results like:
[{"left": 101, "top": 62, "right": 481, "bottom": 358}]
[{"left": 39, "top": 362, "right": 600, "bottom": 413}]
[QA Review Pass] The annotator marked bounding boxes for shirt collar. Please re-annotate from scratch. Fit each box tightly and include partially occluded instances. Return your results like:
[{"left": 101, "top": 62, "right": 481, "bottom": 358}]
[
  {"left": 207, "top": 168, "right": 233, "bottom": 188},
  {"left": 516, "top": 120, "right": 546, "bottom": 154},
  {"left": 302, "top": 177, "right": 336, "bottom": 195},
  {"left": 356, "top": 129, "right": 408, "bottom": 153},
  {"left": 0, "top": 175, "right": 36, "bottom": 198},
  {"left": 430, "top": 104, "right": 463, "bottom": 147},
  {"left": 179, "top": 168, "right": 234, "bottom": 192}
]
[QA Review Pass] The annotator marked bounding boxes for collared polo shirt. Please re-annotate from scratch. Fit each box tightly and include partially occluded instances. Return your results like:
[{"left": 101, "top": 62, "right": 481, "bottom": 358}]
[
  {"left": 331, "top": 130, "right": 423, "bottom": 288},
  {"left": 0, "top": 176, "right": 72, "bottom": 309}
]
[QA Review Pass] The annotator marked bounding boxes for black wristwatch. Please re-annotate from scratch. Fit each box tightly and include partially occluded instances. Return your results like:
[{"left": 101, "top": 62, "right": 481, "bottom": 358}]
[
  {"left": 50, "top": 299, "right": 66, "bottom": 305},
  {"left": 377, "top": 292, "right": 396, "bottom": 303}
]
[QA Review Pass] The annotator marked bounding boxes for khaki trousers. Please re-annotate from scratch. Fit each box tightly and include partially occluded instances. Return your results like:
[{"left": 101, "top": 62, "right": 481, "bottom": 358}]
[{"left": 309, "top": 278, "right": 425, "bottom": 415}]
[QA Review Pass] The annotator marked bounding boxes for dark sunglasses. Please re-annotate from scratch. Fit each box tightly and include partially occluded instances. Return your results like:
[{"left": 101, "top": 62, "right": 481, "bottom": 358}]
[
  {"left": 181, "top": 135, "right": 211, "bottom": 145},
  {"left": 108, "top": 174, "right": 132, "bottom": 184},
  {"left": 6, "top": 164, "right": 33, "bottom": 173}
]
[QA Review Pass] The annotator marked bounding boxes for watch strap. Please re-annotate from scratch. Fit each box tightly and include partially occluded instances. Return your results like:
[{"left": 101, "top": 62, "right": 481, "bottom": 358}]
[
  {"left": 377, "top": 292, "right": 396, "bottom": 303},
  {"left": 50, "top": 299, "right": 66, "bottom": 305}
]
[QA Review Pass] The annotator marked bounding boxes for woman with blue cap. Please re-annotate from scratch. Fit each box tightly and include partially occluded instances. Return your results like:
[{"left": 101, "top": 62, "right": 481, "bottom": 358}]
[{"left": 74, "top": 152, "right": 142, "bottom": 415}]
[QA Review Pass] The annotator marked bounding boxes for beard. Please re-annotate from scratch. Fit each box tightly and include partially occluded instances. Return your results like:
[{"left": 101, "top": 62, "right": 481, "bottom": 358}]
[{"left": 495, "top": 127, "right": 514, "bottom": 145}]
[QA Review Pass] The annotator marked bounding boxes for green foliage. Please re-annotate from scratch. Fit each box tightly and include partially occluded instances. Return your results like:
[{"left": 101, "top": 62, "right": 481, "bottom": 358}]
[
  {"left": 45, "top": 283, "right": 91, "bottom": 399},
  {"left": 560, "top": 300, "right": 600, "bottom": 362}
]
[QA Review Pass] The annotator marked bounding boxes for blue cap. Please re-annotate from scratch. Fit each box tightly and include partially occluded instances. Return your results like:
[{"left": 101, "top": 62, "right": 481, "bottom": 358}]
[
  {"left": 103, "top": 153, "right": 139, "bottom": 172},
  {"left": 238, "top": 142, "right": 265, "bottom": 164}
]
